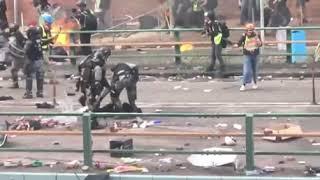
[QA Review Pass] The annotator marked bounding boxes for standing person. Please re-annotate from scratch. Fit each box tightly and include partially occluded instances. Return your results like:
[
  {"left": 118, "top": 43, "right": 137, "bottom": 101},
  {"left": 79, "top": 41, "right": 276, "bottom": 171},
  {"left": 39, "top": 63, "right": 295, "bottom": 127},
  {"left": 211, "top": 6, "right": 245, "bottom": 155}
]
[
  {"left": 23, "top": 26, "right": 45, "bottom": 99},
  {"left": 204, "top": 11, "right": 229, "bottom": 73},
  {"left": 190, "top": 0, "right": 204, "bottom": 27},
  {"left": 234, "top": 24, "right": 262, "bottom": 91},
  {"left": 74, "top": 1, "right": 97, "bottom": 55},
  {"left": 0, "top": 0, "right": 8, "bottom": 30},
  {"left": 7, "top": 23, "right": 27, "bottom": 88},
  {"left": 94, "top": 0, "right": 111, "bottom": 29},
  {"left": 296, "top": 0, "right": 309, "bottom": 24},
  {"left": 39, "top": 13, "right": 56, "bottom": 64}
]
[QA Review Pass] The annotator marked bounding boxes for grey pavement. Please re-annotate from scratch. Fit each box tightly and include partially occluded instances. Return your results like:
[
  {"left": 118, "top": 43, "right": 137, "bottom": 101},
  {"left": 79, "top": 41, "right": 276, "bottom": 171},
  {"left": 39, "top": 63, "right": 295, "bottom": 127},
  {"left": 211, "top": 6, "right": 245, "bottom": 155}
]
[{"left": 0, "top": 77, "right": 319, "bottom": 175}]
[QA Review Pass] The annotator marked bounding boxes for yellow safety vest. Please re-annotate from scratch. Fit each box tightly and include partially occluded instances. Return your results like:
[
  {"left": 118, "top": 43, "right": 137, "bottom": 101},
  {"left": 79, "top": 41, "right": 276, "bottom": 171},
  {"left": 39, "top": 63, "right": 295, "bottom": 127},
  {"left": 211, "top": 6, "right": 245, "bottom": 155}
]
[
  {"left": 40, "top": 25, "right": 50, "bottom": 50},
  {"left": 192, "top": 0, "right": 202, "bottom": 12},
  {"left": 244, "top": 35, "right": 259, "bottom": 51},
  {"left": 214, "top": 33, "right": 223, "bottom": 45}
]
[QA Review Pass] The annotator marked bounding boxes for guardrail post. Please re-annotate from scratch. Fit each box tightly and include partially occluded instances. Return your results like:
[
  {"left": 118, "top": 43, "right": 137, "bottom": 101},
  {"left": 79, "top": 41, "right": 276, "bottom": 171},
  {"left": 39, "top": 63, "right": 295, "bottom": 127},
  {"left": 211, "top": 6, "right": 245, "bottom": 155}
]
[
  {"left": 174, "top": 30, "right": 182, "bottom": 65},
  {"left": 286, "top": 29, "right": 292, "bottom": 63},
  {"left": 245, "top": 114, "right": 255, "bottom": 173},
  {"left": 82, "top": 113, "right": 92, "bottom": 167}
]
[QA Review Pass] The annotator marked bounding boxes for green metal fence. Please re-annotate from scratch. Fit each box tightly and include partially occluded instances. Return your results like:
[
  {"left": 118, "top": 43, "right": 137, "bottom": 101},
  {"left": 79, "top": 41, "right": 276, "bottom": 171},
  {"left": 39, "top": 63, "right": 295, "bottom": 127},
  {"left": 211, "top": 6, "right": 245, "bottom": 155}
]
[
  {"left": 2, "top": 112, "right": 320, "bottom": 174},
  {"left": 1, "top": 172, "right": 320, "bottom": 180}
]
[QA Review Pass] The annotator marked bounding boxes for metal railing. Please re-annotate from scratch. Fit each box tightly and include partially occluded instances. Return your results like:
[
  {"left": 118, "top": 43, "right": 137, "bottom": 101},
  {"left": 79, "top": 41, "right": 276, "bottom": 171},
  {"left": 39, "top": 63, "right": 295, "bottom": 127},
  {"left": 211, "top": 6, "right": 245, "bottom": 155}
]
[
  {"left": 50, "top": 26, "right": 320, "bottom": 64},
  {"left": 1, "top": 112, "right": 320, "bottom": 174}
]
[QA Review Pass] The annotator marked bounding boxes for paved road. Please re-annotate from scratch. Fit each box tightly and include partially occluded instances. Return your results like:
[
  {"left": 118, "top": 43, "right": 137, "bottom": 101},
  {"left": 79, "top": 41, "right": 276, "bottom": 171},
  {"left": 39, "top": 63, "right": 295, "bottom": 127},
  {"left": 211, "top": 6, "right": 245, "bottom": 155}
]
[{"left": 0, "top": 77, "right": 320, "bottom": 176}]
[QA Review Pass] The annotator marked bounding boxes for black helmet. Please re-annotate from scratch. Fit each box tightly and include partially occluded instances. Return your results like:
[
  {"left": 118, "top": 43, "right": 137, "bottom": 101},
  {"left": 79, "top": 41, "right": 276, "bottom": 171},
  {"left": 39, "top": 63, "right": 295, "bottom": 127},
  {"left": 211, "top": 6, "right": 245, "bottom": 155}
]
[
  {"left": 76, "top": 0, "right": 86, "bottom": 7},
  {"left": 8, "top": 23, "right": 20, "bottom": 34},
  {"left": 205, "top": 11, "right": 215, "bottom": 21},
  {"left": 94, "top": 48, "right": 111, "bottom": 61},
  {"left": 26, "top": 26, "right": 41, "bottom": 40}
]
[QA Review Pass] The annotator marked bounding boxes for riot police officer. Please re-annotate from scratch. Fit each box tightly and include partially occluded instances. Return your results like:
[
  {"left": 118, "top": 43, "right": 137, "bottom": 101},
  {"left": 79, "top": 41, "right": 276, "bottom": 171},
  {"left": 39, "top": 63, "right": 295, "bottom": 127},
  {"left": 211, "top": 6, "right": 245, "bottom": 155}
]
[
  {"left": 23, "top": 26, "right": 45, "bottom": 99},
  {"left": 7, "top": 23, "right": 27, "bottom": 88},
  {"left": 77, "top": 47, "right": 111, "bottom": 111},
  {"left": 110, "top": 63, "right": 140, "bottom": 113}
]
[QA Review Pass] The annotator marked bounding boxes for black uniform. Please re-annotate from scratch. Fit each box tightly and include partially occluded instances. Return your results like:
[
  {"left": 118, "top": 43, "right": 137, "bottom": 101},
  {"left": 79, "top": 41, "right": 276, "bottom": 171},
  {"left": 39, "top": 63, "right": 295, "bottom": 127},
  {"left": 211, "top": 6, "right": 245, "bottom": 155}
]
[
  {"left": 74, "top": 7, "right": 94, "bottom": 55},
  {"left": 23, "top": 27, "right": 45, "bottom": 99},
  {"left": 110, "top": 63, "right": 140, "bottom": 112},
  {"left": 0, "top": 0, "right": 8, "bottom": 30},
  {"left": 77, "top": 48, "right": 111, "bottom": 110},
  {"left": 8, "top": 24, "right": 27, "bottom": 88}
]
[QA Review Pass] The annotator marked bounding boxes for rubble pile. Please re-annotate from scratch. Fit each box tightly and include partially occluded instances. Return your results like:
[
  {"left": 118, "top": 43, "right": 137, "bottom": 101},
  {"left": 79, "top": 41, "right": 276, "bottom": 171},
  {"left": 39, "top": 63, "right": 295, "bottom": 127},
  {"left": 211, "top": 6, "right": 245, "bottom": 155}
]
[{"left": 5, "top": 116, "right": 68, "bottom": 131}]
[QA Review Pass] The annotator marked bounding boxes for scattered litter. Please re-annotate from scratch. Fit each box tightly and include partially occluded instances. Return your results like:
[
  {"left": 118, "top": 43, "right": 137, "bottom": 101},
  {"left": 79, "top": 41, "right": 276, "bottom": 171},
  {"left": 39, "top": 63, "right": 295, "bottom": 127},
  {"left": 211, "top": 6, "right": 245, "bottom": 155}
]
[
  {"left": 143, "top": 67, "right": 150, "bottom": 70},
  {"left": 301, "top": 64, "right": 308, "bottom": 68},
  {"left": 309, "top": 139, "right": 316, "bottom": 143},
  {"left": 159, "top": 158, "right": 172, "bottom": 164},
  {"left": 176, "top": 147, "right": 184, "bottom": 151},
  {"left": 94, "top": 162, "right": 112, "bottom": 170},
  {"left": 278, "top": 160, "right": 285, "bottom": 164},
  {"left": 215, "top": 123, "right": 228, "bottom": 129},
  {"left": 263, "top": 123, "right": 303, "bottom": 142},
  {"left": 32, "top": 160, "right": 43, "bottom": 167},
  {"left": 284, "top": 156, "right": 296, "bottom": 161},
  {"left": 257, "top": 76, "right": 263, "bottom": 81},
  {"left": 155, "top": 109, "right": 163, "bottom": 113},
  {"left": 265, "top": 75, "right": 273, "bottom": 80},
  {"left": 121, "top": 158, "right": 142, "bottom": 164},
  {"left": 6, "top": 117, "right": 42, "bottom": 131},
  {"left": 65, "top": 160, "right": 81, "bottom": 169},
  {"left": 203, "top": 89, "right": 212, "bottom": 93},
  {"left": 222, "top": 136, "right": 237, "bottom": 146},
  {"left": 0, "top": 96, "right": 14, "bottom": 101},
  {"left": 182, "top": 88, "right": 189, "bottom": 91},
  {"left": 233, "top": 124, "right": 242, "bottom": 130},
  {"left": 52, "top": 141, "right": 60, "bottom": 145},
  {"left": 44, "top": 161, "right": 58, "bottom": 168},
  {"left": 187, "top": 147, "right": 237, "bottom": 167},
  {"left": 312, "top": 143, "right": 320, "bottom": 146},
  {"left": 35, "top": 102, "right": 55, "bottom": 109},
  {"left": 184, "top": 143, "right": 190, "bottom": 147},
  {"left": 3, "top": 160, "right": 20, "bottom": 168},
  {"left": 263, "top": 166, "right": 276, "bottom": 173},
  {"left": 271, "top": 117, "right": 277, "bottom": 120},
  {"left": 299, "top": 76, "right": 305, "bottom": 80},
  {"left": 21, "top": 159, "right": 33, "bottom": 167},
  {"left": 157, "top": 67, "right": 167, "bottom": 70},
  {"left": 107, "top": 165, "right": 148, "bottom": 173},
  {"left": 81, "top": 165, "right": 90, "bottom": 171},
  {"left": 173, "top": 86, "right": 182, "bottom": 90},
  {"left": 186, "top": 122, "right": 192, "bottom": 126},
  {"left": 298, "top": 161, "right": 306, "bottom": 165},
  {"left": 289, "top": 76, "right": 293, "bottom": 80}
]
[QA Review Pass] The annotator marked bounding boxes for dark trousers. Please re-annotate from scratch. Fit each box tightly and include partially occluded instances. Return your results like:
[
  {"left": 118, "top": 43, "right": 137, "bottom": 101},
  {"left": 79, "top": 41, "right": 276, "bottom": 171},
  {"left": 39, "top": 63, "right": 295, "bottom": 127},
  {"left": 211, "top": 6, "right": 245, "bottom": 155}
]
[
  {"left": 209, "top": 44, "right": 225, "bottom": 71},
  {"left": 79, "top": 33, "right": 92, "bottom": 55}
]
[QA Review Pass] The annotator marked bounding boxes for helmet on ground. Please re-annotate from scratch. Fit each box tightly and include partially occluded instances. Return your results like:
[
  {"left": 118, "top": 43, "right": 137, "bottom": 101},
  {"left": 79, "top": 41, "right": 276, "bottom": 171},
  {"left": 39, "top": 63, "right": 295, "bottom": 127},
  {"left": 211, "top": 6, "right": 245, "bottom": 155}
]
[
  {"left": 41, "top": 13, "right": 54, "bottom": 25},
  {"left": 245, "top": 23, "right": 255, "bottom": 31}
]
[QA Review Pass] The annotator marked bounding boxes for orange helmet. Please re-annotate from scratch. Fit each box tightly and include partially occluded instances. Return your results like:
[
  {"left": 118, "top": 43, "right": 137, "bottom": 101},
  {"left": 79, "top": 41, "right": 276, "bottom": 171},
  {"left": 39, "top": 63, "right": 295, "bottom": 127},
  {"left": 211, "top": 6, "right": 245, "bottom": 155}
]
[{"left": 245, "top": 23, "right": 255, "bottom": 31}]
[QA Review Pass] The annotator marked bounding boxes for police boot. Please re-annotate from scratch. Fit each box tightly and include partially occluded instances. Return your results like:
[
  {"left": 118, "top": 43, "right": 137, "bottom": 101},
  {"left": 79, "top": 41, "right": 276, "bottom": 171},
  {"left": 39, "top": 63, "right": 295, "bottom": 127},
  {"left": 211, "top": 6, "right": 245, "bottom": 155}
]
[
  {"left": 23, "top": 78, "right": 33, "bottom": 99},
  {"left": 36, "top": 78, "right": 44, "bottom": 98}
]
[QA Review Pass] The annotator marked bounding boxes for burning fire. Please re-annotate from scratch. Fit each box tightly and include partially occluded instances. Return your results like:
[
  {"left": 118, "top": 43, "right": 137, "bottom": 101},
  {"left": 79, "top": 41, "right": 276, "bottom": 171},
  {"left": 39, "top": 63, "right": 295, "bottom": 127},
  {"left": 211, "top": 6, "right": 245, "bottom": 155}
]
[{"left": 51, "top": 18, "right": 79, "bottom": 49}]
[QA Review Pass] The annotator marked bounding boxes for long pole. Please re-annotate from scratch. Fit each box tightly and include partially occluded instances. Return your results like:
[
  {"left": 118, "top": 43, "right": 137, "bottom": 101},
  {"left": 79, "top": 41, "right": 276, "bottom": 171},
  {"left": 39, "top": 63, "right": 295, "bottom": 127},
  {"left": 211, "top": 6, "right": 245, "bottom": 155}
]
[
  {"left": 259, "top": 0, "right": 265, "bottom": 42},
  {"left": 13, "top": 0, "right": 18, "bottom": 23}
]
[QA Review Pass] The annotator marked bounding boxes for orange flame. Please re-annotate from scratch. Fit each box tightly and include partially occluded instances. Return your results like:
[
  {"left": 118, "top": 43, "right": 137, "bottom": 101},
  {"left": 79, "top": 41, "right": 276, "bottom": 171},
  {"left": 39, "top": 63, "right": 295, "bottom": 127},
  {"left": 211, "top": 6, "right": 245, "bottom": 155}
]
[{"left": 51, "top": 18, "right": 78, "bottom": 50}]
